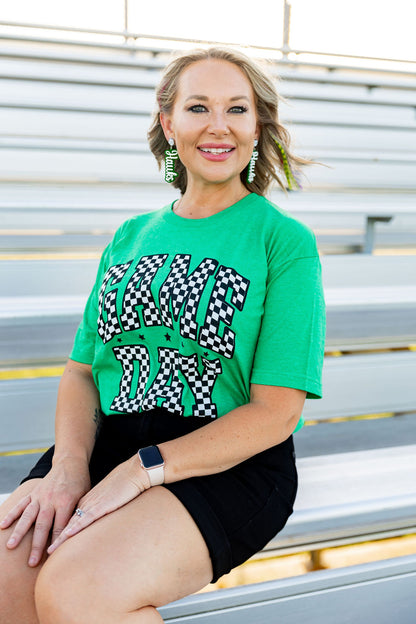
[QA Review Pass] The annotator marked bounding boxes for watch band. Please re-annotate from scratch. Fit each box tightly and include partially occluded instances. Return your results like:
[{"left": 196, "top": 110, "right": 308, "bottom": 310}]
[
  {"left": 138, "top": 446, "right": 165, "bottom": 487},
  {"left": 146, "top": 464, "right": 165, "bottom": 487}
]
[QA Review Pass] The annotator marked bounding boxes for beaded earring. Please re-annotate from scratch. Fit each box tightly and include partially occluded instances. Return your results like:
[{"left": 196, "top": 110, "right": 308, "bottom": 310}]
[
  {"left": 246, "top": 139, "right": 259, "bottom": 184},
  {"left": 164, "top": 138, "right": 179, "bottom": 183}
]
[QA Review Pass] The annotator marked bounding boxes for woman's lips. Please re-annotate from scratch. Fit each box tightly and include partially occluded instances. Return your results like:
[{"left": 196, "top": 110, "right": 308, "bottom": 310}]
[{"left": 197, "top": 146, "right": 236, "bottom": 162}]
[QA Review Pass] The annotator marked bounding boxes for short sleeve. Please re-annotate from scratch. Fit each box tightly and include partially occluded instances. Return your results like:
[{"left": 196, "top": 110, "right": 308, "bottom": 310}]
[
  {"left": 69, "top": 247, "right": 110, "bottom": 364},
  {"left": 69, "top": 220, "right": 132, "bottom": 364},
  {"left": 250, "top": 254, "right": 326, "bottom": 400}
]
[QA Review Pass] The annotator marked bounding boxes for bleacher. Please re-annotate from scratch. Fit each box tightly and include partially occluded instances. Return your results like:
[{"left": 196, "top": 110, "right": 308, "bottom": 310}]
[
  {"left": 1, "top": 32, "right": 416, "bottom": 252},
  {"left": 1, "top": 27, "right": 415, "bottom": 623}
]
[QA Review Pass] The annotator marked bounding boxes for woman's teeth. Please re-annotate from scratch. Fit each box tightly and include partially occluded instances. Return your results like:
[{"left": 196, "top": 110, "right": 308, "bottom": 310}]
[{"left": 199, "top": 148, "right": 233, "bottom": 154}]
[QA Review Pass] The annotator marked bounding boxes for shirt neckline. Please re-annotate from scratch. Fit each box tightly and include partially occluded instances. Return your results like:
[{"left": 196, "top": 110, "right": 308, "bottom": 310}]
[{"left": 165, "top": 193, "right": 258, "bottom": 228}]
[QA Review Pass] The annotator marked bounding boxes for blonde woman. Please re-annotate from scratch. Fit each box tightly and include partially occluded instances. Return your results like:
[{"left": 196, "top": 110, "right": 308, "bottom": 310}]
[{"left": 0, "top": 47, "right": 325, "bottom": 624}]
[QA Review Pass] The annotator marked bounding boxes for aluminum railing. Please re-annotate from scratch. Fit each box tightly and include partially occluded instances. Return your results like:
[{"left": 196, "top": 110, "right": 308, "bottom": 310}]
[{"left": 1, "top": 0, "right": 415, "bottom": 75}]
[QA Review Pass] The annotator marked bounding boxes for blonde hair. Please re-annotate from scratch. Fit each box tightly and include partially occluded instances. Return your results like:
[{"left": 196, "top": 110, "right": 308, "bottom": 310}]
[{"left": 148, "top": 47, "right": 310, "bottom": 195}]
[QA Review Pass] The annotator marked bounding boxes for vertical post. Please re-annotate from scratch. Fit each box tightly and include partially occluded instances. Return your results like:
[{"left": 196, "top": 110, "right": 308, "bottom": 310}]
[
  {"left": 123, "top": 0, "right": 129, "bottom": 43},
  {"left": 364, "top": 216, "right": 392, "bottom": 254},
  {"left": 282, "top": 1, "right": 291, "bottom": 60}
]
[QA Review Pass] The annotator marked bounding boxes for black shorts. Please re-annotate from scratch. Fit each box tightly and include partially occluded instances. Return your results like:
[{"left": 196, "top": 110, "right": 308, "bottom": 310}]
[{"left": 21, "top": 408, "right": 297, "bottom": 583}]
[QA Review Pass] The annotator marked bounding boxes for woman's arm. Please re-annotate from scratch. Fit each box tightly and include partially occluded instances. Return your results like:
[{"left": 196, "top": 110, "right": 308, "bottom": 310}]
[
  {"left": 1, "top": 359, "right": 100, "bottom": 565},
  {"left": 159, "top": 384, "right": 306, "bottom": 482},
  {"left": 53, "top": 359, "right": 101, "bottom": 466},
  {"left": 46, "top": 383, "right": 305, "bottom": 555}
]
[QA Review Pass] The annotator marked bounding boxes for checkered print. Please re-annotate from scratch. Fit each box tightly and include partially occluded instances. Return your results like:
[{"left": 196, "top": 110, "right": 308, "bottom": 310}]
[
  {"left": 180, "top": 354, "right": 222, "bottom": 419},
  {"left": 159, "top": 255, "right": 218, "bottom": 340},
  {"left": 97, "top": 262, "right": 131, "bottom": 344},
  {"left": 120, "top": 255, "right": 168, "bottom": 331},
  {"left": 142, "top": 347, "right": 184, "bottom": 415},
  {"left": 110, "top": 345, "right": 150, "bottom": 412},
  {"left": 199, "top": 266, "right": 250, "bottom": 359}
]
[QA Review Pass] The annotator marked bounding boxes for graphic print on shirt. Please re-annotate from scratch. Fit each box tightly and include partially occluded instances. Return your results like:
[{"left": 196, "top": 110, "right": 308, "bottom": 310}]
[
  {"left": 120, "top": 254, "right": 168, "bottom": 331},
  {"left": 98, "top": 254, "right": 250, "bottom": 418},
  {"left": 199, "top": 265, "right": 250, "bottom": 358},
  {"left": 97, "top": 262, "right": 132, "bottom": 344},
  {"left": 159, "top": 254, "right": 219, "bottom": 340},
  {"left": 110, "top": 344, "right": 150, "bottom": 412}
]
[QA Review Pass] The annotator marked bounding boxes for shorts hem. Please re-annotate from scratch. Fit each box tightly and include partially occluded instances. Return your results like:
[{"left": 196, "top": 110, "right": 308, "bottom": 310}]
[{"left": 164, "top": 480, "right": 233, "bottom": 583}]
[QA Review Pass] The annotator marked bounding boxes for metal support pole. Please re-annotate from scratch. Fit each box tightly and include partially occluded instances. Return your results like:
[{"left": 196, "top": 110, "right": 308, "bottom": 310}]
[
  {"left": 282, "top": 1, "right": 291, "bottom": 60},
  {"left": 123, "top": 0, "right": 129, "bottom": 44},
  {"left": 364, "top": 216, "right": 392, "bottom": 254}
]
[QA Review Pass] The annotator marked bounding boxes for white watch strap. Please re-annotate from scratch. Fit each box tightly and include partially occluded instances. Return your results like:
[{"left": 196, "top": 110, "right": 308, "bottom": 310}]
[{"left": 147, "top": 465, "right": 165, "bottom": 487}]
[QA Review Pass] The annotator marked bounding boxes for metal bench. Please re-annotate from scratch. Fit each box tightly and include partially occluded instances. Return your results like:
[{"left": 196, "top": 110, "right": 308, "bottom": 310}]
[
  {"left": 158, "top": 554, "right": 416, "bottom": 623},
  {"left": 1, "top": 348, "right": 415, "bottom": 448},
  {"left": 1, "top": 254, "right": 415, "bottom": 368},
  {"left": 1, "top": 469, "right": 415, "bottom": 623},
  {"left": 1, "top": 38, "right": 415, "bottom": 252},
  {"left": 1, "top": 186, "right": 416, "bottom": 253},
  {"left": 2, "top": 443, "right": 415, "bottom": 559},
  {"left": 1, "top": 32, "right": 415, "bottom": 623}
]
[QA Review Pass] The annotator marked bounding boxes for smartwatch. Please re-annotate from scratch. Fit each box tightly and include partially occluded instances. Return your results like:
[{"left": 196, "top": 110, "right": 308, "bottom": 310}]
[{"left": 138, "top": 445, "right": 165, "bottom": 486}]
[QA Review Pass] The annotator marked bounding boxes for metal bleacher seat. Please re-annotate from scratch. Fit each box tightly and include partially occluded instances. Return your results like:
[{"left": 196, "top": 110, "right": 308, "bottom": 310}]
[
  {"left": 2, "top": 253, "right": 416, "bottom": 368},
  {"left": 1, "top": 32, "right": 416, "bottom": 622},
  {"left": 157, "top": 553, "right": 416, "bottom": 623},
  {"left": 1, "top": 40, "right": 416, "bottom": 252}
]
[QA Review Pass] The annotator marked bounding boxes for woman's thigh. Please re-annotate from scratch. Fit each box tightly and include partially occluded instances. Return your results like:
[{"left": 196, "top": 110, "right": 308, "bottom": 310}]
[
  {"left": 36, "top": 485, "right": 213, "bottom": 622},
  {"left": 0, "top": 480, "right": 47, "bottom": 623}
]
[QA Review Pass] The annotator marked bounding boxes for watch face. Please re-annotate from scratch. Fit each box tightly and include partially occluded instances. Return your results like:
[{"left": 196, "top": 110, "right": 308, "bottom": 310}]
[{"left": 139, "top": 446, "right": 164, "bottom": 469}]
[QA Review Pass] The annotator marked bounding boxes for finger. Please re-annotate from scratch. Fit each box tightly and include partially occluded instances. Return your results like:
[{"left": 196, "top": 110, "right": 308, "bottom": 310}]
[
  {"left": 28, "top": 506, "right": 55, "bottom": 567},
  {"left": 50, "top": 505, "right": 75, "bottom": 544},
  {"left": 6, "top": 500, "right": 40, "bottom": 549},
  {"left": 0, "top": 495, "right": 31, "bottom": 530},
  {"left": 47, "top": 507, "right": 92, "bottom": 554}
]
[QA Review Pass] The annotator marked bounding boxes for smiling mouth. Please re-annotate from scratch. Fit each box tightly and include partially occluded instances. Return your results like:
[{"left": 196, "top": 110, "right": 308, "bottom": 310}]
[{"left": 198, "top": 147, "right": 234, "bottom": 154}]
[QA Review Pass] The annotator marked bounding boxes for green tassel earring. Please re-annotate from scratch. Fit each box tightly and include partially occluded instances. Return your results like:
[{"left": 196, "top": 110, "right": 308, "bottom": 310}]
[
  {"left": 164, "top": 138, "right": 179, "bottom": 183},
  {"left": 246, "top": 140, "right": 259, "bottom": 184}
]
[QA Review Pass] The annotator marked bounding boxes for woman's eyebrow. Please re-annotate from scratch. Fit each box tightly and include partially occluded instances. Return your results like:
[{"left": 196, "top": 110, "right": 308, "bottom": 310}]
[{"left": 185, "top": 95, "right": 250, "bottom": 102}]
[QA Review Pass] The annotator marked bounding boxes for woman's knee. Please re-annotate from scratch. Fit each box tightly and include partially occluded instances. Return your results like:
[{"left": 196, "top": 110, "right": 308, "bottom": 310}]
[
  {"left": 35, "top": 543, "right": 162, "bottom": 624},
  {"left": 35, "top": 547, "right": 124, "bottom": 624},
  {"left": 0, "top": 484, "right": 47, "bottom": 624},
  {"left": 0, "top": 528, "right": 40, "bottom": 624},
  {"left": 35, "top": 553, "right": 87, "bottom": 624}
]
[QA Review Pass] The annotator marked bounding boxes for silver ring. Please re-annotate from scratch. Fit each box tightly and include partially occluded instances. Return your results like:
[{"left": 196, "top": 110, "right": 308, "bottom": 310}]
[{"left": 75, "top": 508, "right": 85, "bottom": 518}]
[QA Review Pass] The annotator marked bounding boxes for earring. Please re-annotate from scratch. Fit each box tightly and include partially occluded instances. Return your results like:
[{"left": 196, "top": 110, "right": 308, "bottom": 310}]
[
  {"left": 246, "top": 139, "right": 259, "bottom": 184},
  {"left": 164, "top": 138, "right": 179, "bottom": 183}
]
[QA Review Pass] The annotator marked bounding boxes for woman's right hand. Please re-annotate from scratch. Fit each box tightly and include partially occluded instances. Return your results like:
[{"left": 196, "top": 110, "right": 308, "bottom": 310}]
[{"left": 0, "top": 456, "right": 91, "bottom": 567}]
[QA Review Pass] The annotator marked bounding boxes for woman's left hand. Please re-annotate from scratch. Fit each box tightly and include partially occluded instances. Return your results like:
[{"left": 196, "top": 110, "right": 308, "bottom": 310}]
[{"left": 47, "top": 454, "right": 150, "bottom": 555}]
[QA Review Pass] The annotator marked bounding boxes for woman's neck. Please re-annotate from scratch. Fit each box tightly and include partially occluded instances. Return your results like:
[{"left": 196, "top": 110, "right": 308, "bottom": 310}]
[{"left": 174, "top": 182, "right": 250, "bottom": 219}]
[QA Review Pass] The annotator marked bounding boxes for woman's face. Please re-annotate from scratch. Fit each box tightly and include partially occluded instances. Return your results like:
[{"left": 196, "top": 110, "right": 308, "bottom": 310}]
[{"left": 161, "top": 58, "right": 260, "bottom": 190}]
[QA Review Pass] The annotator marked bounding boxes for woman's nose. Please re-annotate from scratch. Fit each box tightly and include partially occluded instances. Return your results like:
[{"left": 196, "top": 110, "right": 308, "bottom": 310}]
[{"left": 208, "top": 112, "right": 230, "bottom": 135}]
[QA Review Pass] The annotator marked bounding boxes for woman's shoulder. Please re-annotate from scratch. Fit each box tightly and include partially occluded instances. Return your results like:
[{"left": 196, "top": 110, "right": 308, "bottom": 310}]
[
  {"left": 250, "top": 194, "right": 318, "bottom": 257},
  {"left": 109, "top": 204, "right": 171, "bottom": 247}
]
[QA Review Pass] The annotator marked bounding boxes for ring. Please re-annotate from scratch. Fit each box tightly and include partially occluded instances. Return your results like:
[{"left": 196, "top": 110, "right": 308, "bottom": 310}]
[{"left": 75, "top": 508, "right": 85, "bottom": 518}]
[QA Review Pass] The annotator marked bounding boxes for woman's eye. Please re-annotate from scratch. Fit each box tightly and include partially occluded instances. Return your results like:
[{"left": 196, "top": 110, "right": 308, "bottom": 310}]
[
  {"left": 229, "top": 106, "right": 248, "bottom": 114},
  {"left": 188, "top": 104, "right": 207, "bottom": 113}
]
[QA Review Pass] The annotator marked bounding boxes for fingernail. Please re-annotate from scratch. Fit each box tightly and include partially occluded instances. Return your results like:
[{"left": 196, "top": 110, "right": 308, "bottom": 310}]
[
  {"left": 7, "top": 537, "right": 16, "bottom": 547},
  {"left": 29, "top": 557, "right": 37, "bottom": 566}
]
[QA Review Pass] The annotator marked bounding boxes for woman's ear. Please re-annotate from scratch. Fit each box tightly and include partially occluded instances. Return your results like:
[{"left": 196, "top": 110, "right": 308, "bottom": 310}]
[{"left": 160, "top": 112, "right": 173, "bottom": 142}]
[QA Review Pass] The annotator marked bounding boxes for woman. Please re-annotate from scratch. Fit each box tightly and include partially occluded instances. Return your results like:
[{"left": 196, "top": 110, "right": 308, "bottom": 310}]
[{"left": 0, "top": 47, "right": 325, "bottom": 623}]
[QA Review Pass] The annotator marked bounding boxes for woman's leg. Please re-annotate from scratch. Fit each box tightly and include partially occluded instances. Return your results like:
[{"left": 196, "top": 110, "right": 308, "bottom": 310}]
[
  {"left": 0, "top": 480, "right": 46, "bottom": 624},
  {"left": 35, "top": 485, "right": 214, "bottom": 624}
]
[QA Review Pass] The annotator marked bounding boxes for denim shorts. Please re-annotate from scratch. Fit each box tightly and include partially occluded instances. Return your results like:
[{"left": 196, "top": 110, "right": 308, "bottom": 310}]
[{"left": 21, "top": 407, "right": 298, "bottom": 583}]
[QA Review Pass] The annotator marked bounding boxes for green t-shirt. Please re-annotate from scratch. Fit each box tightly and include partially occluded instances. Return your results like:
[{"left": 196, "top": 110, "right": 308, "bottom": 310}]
[{"left": 70, "top": 193, "right": 326, "bottom": 432}]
